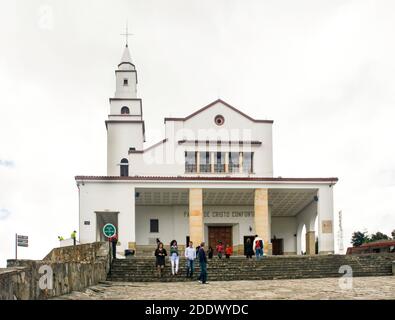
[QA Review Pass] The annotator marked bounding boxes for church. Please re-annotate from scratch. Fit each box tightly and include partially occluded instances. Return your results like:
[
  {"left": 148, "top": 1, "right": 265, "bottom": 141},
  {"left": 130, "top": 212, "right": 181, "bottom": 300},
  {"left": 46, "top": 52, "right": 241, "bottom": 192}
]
[{"left": 75, "top": 45, "right": 338, "bottom": 257}]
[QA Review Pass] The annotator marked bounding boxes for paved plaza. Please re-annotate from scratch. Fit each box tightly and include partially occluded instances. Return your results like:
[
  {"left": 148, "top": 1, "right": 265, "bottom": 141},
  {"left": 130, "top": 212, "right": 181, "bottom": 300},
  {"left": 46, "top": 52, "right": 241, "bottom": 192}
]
[{"left": 55, "top": 276, "right": 395, "bottom": 300}]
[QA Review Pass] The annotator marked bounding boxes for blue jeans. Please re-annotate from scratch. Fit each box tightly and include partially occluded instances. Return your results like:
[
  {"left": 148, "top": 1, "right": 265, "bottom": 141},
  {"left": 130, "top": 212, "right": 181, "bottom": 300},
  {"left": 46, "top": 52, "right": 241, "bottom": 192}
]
[
  {"left": 255, "top": 248, "right": 263, "bottom": 259},
  {"left": 186, "top": 259, "right": 194, "bottom": 277},
  {"left": 199, "top": 261, "right": 207, "bottom": 283}
]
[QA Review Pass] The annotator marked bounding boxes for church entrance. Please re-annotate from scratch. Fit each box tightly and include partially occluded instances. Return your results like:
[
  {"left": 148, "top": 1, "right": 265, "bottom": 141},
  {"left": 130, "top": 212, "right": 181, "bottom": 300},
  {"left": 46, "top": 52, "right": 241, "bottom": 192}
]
[{"left": 208, "top": 226, "right": 232, "bottom": 251}]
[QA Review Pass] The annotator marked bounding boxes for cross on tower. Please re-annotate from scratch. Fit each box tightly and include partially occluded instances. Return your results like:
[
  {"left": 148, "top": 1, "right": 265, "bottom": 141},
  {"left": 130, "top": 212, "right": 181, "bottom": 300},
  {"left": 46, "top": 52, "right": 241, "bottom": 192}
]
[{"left": 121, "top": 22, "right": 133, "bottom": 47}]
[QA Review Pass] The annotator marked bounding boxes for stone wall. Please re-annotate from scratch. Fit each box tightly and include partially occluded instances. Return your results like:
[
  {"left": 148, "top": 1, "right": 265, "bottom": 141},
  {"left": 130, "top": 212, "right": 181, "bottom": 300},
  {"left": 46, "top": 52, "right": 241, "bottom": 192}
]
[{"left": 0, "top": 242, "right": 110, "bottom": 300}]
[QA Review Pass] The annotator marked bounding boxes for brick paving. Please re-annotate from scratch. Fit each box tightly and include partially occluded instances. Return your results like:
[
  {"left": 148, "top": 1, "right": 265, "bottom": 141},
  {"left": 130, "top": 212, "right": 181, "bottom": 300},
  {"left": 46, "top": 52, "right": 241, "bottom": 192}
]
[{"left": 55, "top": 276, "right": 395, "bottom": 300}]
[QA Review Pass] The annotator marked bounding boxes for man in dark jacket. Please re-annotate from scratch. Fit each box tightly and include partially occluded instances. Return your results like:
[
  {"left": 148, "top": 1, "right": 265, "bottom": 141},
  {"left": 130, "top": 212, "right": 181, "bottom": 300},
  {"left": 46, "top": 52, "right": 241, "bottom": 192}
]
[
  {"left": 109, "top": 234, "right": 118, "bottom": 259},
  {"left": 198, "top": 242, "right": 208, "bottom": 284}
]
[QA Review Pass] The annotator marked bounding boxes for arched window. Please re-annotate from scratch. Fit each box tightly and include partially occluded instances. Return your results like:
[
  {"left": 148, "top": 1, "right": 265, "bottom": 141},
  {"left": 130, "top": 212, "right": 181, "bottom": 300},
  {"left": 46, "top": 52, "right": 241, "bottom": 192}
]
[
  {"left": 121, "top": 106, "right": 130, "bottom": 115},
  {"left": 120, "top": 158, "right": 129, "bottom": 177}
]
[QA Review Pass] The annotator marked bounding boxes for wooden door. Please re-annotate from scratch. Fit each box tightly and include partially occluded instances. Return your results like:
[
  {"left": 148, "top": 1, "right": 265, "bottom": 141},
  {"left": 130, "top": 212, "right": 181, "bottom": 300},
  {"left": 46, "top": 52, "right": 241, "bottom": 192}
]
[
  {"left": 208, "top": 226, "right": 232, "bottom": 252},
  {"left": 271, "top": 238, "right": 284, "bottom": 255}
]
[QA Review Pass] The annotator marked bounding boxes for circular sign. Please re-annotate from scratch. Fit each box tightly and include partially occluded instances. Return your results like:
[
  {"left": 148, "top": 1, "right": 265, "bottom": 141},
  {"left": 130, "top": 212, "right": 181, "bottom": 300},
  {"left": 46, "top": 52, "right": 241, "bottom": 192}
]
[{"left": 103, "top": 223, "right": 116, "bottom": 238}]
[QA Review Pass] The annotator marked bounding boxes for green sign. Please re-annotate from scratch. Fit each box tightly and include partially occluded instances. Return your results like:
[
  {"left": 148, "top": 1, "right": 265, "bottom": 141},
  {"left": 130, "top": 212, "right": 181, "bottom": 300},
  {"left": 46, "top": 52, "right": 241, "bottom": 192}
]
[{"left": 103, "top": 223, "right": 116, "bottom": 238}]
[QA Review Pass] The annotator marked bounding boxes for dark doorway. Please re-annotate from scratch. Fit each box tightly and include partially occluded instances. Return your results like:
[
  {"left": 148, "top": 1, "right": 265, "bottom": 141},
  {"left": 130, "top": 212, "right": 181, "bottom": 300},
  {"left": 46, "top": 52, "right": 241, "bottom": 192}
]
[
  {"left": 208, "top": 226, "right": 232, "bottom": 252},
  {"left": 186, "top": 236, "right": 190, "bottom": 246},
  {"left": 243, "top": 235, "right": 255, "bottom": 255},
  {"left": 271, "top": 238, "right": 284, "bottom": 255}
]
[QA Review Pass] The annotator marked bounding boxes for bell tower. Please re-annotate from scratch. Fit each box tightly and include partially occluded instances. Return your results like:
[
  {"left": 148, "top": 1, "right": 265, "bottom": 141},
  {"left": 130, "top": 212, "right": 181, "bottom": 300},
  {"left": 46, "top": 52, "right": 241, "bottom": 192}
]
[{"left": 106, "top": 44, "right": 145, "bottom": 176}]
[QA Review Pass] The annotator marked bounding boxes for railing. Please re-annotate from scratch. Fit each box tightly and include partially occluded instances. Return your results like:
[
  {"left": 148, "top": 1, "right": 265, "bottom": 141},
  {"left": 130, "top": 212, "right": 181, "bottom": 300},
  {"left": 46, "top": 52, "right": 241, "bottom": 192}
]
[
  {"left": 199, "top": 164, "right": 211, "bottom": 173},
  {"left": 185, "top": 163, "right": 252, "bottom": 174},
  {"left": 214, "top": 164, "right": 226, "bottom": 173},
  {"left": 229, "top": 164, "right": 240, "bottom": 173},
  {"left": 185, "top": 164, "right": 197, "bottom": 173}
]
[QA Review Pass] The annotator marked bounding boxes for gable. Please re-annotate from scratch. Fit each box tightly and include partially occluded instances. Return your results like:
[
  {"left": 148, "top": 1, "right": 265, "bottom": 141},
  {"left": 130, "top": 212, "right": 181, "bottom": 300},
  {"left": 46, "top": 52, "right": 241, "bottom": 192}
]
[{"left": 164, "top": 99, "right": 273, "bottom": 124}]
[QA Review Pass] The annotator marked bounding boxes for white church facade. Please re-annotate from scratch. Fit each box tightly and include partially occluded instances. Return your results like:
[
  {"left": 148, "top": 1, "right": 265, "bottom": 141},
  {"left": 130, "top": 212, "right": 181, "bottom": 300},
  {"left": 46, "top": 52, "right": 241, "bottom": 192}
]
[{"left": 76, "top": 45, "right": 338, "bottom": 256}]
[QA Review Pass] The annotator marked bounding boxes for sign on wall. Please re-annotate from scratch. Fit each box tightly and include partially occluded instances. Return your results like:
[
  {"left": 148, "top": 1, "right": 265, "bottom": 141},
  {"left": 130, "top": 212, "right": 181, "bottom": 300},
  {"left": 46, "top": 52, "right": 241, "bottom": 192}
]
[
  {"left": 322, "top": 220, "right": 333, "bottom": 234},
  {"left": 183, "top": 210, "right": 254, "bottom": 218},
  {"left": 103, "top": 223, "right": 117, "bottom": 238}
]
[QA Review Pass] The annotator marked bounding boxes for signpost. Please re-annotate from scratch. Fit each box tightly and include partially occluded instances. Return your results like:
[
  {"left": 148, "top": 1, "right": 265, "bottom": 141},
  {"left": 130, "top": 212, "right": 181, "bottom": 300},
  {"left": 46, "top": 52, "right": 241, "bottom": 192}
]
[{"left": 15, "top": 234, "right": 28, "bottom": 259}]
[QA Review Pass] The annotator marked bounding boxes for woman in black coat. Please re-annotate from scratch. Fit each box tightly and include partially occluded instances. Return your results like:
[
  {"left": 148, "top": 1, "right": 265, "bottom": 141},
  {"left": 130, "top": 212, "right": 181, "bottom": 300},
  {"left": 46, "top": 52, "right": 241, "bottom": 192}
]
[
  {"left": 244, "top": 238, "right": 254, "bottom": 259},
  {"left": 155, "top": 242, "right": 167, "bottom": 277}
]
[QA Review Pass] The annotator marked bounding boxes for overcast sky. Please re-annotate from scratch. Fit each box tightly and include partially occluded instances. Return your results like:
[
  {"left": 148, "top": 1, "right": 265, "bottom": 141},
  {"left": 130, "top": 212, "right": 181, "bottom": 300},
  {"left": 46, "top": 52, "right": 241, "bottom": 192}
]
[{"left": 1, "top": 0, "right": 395, "bottom": 266}]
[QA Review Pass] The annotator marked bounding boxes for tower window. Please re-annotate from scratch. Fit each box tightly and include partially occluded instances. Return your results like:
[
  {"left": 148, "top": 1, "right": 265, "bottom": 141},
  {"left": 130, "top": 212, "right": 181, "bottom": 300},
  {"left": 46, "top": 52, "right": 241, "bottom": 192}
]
[
  {"left": 123, "top": 78, "right": 128, "bottom": 86},
  {"left": 121, "top": 106, "right": 130, "bottom": 114},
  {"left": 120, "top": 158, "right": 129, "bottom": 177}
]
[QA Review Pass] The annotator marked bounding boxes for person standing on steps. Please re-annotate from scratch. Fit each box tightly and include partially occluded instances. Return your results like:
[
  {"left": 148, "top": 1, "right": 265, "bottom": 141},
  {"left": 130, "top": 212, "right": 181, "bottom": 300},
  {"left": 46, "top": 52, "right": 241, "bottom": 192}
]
[
  {"left": 216, "top": 241, "right": 224, "bottom": 259},
  {"left": 109, "top": 233, "right": 118, "bottom": 260},
  {"left": 244, "top": 238, "right": 254, "bottom": 259},
  {"left": 225, "top": 244, "right": 233, "bottom": 259},
  {"left": 253, "top": 234, "right": 264, "bottom": 260},
  {"left": 155, "top": 242, "right": 167, "bottom": 278},
  {"left": 207, "top": 246, "right": 213, "bottom": 259},
  {"left": 170, "top": 240, "right": 180, "bottom": 276},
  {"left": 71, "top": 230, "right": 77, "bottom": 246},
  {"left": 198, "top": 242, "right": 208, "bottom": 284},
  {"left": 184, "top": 241, "right": 196, "bottom": 279}
]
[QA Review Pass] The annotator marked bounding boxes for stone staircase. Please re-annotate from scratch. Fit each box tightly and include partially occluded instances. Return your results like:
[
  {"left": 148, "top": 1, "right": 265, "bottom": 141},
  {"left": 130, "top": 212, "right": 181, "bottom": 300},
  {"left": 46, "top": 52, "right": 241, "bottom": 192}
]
[{"left": 107, "top": 254, "right": 394, "bottom": 282}]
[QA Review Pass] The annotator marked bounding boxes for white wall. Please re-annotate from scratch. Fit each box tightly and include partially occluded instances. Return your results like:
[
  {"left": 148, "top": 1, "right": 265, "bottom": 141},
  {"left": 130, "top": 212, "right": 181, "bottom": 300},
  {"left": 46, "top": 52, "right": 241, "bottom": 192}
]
[
  {"left": 129, "top": 101, "right": 273, "bottom": 177},
  {"left": 109, "top": 99, "right": 142, "bottom": 117},
  {"left": 107, "top": 122, "right": 144, "bottom": 175},
  {"left": 271, "top": 217, "right": 297, "bottom": 254},
  {"left": 78, "top": 182, "right": 135, "bottom": 255}
]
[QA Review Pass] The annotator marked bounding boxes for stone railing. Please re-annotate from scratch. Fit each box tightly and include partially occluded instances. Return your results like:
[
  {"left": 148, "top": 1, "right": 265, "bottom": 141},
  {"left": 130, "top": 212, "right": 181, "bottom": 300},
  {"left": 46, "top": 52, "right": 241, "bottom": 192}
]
[{"left": 0, "top": 242, "right": 110, "bottom": 300}]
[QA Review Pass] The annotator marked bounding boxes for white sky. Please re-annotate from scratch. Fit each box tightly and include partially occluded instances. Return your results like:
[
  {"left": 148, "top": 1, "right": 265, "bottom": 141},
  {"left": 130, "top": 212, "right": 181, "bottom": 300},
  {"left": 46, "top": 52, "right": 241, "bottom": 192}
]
[{"left": 1, "top": 0, "right": 395, "bottom": 266}]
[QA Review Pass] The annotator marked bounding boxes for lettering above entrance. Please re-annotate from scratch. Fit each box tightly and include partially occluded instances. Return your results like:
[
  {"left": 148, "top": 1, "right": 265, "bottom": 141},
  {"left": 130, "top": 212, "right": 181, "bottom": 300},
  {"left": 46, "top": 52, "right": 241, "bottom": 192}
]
[{"left": 183, "top": 210, "right": 254, "bottom": 218}]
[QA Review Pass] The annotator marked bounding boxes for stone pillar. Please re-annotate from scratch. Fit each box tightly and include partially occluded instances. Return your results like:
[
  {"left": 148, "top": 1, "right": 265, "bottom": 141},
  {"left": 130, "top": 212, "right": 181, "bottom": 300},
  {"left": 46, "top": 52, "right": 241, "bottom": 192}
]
[
  {"left": 189, "top": 188, "right": 203, "bottom": 246},
  {"left": 254, "top": 188, "right": 271, "bottom": 255},
  {"left": 306, "top": 231, "right": 316, "bottom": 255},
  {"left": 392, "top": 261, "right": 395, "bottom": 276}
]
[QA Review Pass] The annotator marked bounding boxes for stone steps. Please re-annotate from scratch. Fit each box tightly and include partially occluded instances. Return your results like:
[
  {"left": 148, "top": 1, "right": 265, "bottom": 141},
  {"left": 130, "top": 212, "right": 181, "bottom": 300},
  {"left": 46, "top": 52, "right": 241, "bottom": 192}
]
[{"left": 107, "top": 254, "right": 394, "bottom": 282}]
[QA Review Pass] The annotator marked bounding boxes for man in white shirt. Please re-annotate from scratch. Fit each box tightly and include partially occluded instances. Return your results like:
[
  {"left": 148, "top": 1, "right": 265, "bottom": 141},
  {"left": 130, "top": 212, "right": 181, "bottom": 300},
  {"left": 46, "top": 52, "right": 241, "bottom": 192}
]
[
  {"left": 185, "top": 241, "right": 197, "bottom": 279},
  {"left": 253, "top": 235, "right": 265, "bottom": 260}
]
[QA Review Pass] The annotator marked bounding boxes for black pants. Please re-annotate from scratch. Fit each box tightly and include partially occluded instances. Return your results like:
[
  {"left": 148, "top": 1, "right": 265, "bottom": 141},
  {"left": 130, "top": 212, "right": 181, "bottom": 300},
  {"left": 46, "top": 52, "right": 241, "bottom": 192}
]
[{"left": 112, "top": 241, "right": 117, "bottom": 259}]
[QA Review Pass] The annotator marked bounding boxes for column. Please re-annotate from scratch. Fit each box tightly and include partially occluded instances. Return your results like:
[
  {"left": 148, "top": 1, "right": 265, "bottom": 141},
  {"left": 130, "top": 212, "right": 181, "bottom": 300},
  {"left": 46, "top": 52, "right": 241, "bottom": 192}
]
[
  {"left": 317, "top": 186, "right": 335, "bottom": 254},
  {"left": 306, "top": 231, "right": 316, "bottom": 255},
  {"left": 189, "top": 188, "right": 203, "bottom": 246},
  {"left": 117, "top": 185, "right": 136, "bottom": 255},
  {"left": 254, "top": 188, "right": 271, "bottom": 255}
]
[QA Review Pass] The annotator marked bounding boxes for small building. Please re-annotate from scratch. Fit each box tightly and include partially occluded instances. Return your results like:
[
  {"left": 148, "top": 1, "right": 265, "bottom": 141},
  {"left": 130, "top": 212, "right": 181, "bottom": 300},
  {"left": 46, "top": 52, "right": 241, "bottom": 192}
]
[
  {"left": 346, "top": 240, "right": 395, "bottom": 255},
  {"left": 75, "top": 45, "right": 338, "bottom": 256}
]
